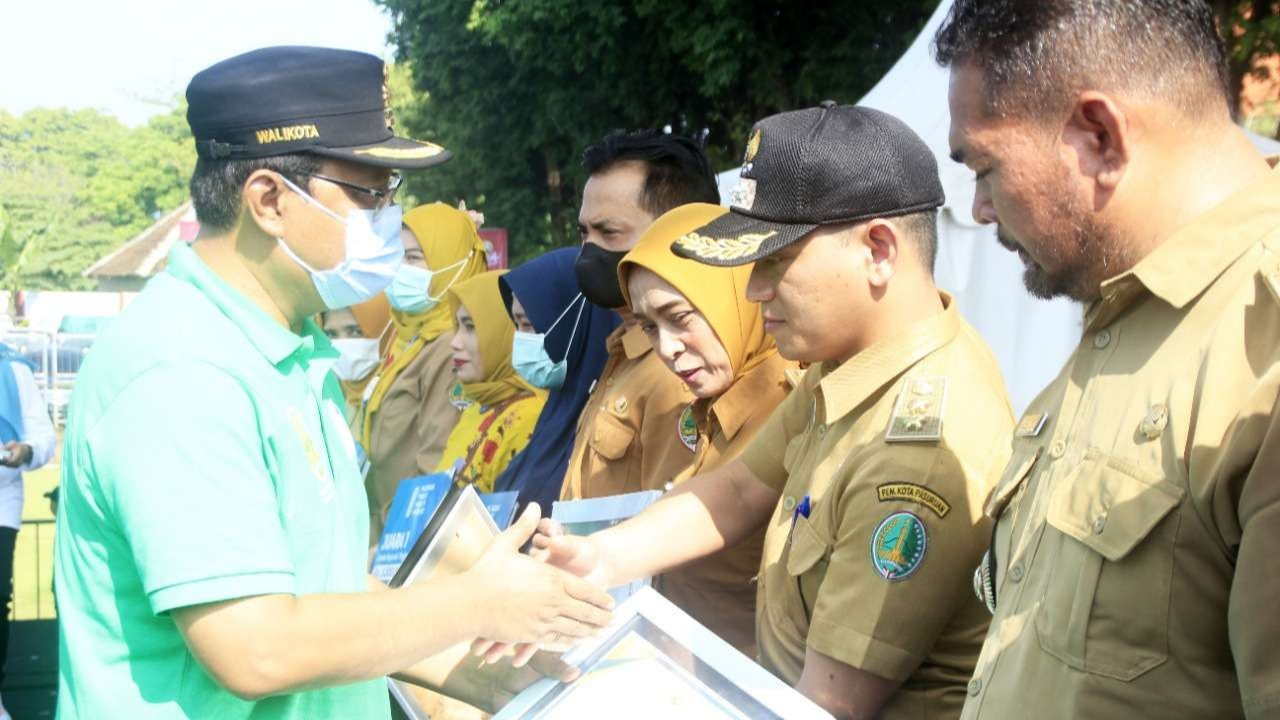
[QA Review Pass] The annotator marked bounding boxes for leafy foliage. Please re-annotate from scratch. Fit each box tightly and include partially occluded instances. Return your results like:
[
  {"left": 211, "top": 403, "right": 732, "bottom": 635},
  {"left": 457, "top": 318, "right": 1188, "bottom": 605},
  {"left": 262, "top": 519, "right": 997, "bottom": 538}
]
[
  {"left": 0, "top": 105, "right": 194, "bottom": 289},
  {"left": 377, "top": 0, "right": 938, "bottom": 261}
]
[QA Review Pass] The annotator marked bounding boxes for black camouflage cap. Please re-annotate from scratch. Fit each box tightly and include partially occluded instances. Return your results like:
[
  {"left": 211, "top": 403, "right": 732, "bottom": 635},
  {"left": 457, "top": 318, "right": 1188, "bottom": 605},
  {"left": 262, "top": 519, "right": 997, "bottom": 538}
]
[
  {"left": 672, "top": 102, "right": 944, "bottom": 266},
  {"left": 186, "top": 46, "right": 451, "bottom": 170}
]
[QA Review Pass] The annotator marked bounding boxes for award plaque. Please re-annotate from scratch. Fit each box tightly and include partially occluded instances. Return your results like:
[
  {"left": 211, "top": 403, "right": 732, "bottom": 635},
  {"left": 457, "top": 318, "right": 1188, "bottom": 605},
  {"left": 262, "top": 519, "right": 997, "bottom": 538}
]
[
  {"left": 493, "top": 588, "right": 834, "bottom": 720},
  {"left": 551, "top": 490, "right": 662, "bottom": 603},
  {"left": 387, "top": 483, "right": 502, "bottom": 720}
]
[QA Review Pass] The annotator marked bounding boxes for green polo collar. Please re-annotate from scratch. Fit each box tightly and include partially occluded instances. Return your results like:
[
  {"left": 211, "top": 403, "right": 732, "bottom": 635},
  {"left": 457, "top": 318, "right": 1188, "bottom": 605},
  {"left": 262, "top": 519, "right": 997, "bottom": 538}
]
[{"left": 164, "top": 242, "right": 336, "bottom": 366}]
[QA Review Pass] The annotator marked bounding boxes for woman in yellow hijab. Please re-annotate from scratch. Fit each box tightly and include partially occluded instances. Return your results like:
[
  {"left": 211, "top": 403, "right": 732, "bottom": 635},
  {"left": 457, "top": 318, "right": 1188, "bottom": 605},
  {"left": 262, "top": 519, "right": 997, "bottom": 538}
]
[
  {"left": 357, "top": 203, "right": 488, "bottom": 545},
  {"left": 618, "top": 202, "right": 798, "bottom": 657},
  {"left": 435, "top": 271, "right": 546, "bottom": 493}
]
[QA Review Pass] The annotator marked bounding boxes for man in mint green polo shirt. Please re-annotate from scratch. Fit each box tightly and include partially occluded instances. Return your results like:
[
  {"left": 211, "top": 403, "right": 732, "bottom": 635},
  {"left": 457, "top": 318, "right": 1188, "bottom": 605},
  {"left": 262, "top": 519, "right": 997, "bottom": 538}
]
[{"left": 54, "top": 47, "right": 613, "bottom": 720}]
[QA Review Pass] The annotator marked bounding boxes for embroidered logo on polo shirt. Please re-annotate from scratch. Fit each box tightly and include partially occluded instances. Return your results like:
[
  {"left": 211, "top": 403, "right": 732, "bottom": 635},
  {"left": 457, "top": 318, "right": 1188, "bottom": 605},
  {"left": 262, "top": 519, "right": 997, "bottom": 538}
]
[
  {"left": 677, "top": 403, "right": 699, "bottom": 451},
  {"left": 870, "top": 511, "right": 927, "bottom": 581},
  {"left": 288, "top": 407, "right": 335, "bottom": 504}
]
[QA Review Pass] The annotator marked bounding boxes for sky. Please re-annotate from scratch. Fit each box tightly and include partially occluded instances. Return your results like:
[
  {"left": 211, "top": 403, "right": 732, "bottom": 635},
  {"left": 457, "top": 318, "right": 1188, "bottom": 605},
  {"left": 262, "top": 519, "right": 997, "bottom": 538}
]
[{"left": 1, "top": 0, "right": 395, "bottom": 126}]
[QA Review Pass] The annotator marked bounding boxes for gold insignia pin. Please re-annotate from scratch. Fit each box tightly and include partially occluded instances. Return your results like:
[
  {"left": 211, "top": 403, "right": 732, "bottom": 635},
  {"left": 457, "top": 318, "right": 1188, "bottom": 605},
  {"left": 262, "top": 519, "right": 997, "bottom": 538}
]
[
  {"left": 1139, "top": 404, "right": 1168, "bottom": 441},
  {"left": 886, "top": 376, "right": 946, "bottom": 443},
  {"left": 744, "top": 128, "right": 762, "bottom": 163},
  {"left": 381, "top": 63, "right": 395, "bottom": 131}
]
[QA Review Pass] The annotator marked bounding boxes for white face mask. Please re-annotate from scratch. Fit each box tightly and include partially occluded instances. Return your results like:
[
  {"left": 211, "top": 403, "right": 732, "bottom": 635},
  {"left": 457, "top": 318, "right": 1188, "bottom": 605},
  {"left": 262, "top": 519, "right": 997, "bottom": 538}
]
[
  {"left": 276, "top": 176, "right": 405, "bottom": 310},
  {"left": 331, "top": 338, "right": 381, "bottom": 382}
]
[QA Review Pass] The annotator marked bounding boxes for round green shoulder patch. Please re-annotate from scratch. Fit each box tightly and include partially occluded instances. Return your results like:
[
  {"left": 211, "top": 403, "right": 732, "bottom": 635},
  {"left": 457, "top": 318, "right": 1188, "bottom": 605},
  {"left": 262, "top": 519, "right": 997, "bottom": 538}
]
[
  {"left": 870, "top": 511, "right": 928, "bottom": 581},
  {"left": 678, "top": 403, "right": 699, "bottom": 451}
]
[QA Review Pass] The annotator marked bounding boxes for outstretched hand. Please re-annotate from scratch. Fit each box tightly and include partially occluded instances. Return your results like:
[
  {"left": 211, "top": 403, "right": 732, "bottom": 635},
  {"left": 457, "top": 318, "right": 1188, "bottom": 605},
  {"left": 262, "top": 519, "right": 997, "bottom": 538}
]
[
  {"left": 470, "top": 517, "right": 616, "bottom": 668},
  {"left": 463, "top": 504, "right": 614, "bottom": 653}
]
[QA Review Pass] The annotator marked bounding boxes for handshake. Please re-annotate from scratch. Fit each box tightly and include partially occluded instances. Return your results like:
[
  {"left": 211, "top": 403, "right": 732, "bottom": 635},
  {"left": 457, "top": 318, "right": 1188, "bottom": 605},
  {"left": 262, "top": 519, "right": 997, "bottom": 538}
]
[{"left": 448, "top": 503, "right": 617, "bottom": 688}]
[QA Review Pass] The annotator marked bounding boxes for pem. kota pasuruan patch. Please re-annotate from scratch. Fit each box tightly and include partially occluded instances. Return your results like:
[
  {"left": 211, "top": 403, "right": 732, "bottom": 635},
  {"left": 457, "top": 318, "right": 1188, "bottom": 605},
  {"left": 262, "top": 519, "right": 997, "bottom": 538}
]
[{"left": 877, "top": 482, "right": 950, "bottom": 518}]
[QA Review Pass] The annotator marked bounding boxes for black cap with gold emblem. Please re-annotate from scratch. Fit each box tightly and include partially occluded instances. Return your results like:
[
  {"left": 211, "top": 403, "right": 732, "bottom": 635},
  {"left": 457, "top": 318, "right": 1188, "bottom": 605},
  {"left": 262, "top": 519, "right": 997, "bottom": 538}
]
[
  {"left": 185, "top": 46, "right": 450, "bottom": 170},
  {"left": 672, "top": 102, "right": 943, "bottom": 266}
]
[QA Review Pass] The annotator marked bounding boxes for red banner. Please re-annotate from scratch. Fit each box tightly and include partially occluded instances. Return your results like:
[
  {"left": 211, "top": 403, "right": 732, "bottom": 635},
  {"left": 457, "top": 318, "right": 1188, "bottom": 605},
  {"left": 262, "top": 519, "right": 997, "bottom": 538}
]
[{"left": 478, "top": 228, "right": 508, "bottom": 269}]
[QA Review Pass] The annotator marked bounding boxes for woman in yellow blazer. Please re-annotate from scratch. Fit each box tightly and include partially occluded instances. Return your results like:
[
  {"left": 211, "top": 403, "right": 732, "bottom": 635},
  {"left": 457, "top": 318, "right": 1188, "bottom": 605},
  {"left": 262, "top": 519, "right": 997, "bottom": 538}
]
[
  {"left": 618, "top": 202, "right": 797, "bottom": 657},
  {"left": 435, "top": 271, "right": 546, "bottom": 493}
]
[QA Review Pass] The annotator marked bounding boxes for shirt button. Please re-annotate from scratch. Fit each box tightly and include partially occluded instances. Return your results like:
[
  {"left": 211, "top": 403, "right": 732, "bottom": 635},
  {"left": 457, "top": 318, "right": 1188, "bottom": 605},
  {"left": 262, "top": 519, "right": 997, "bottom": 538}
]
[
  {"left": 968, "top": 678, "right": 982, "bottom": 696},
  {"left": 816, "top": 424, "right": 826, "bottom": 438},
  {"left": 1093, "top": 514, "right": 1107, "bottom": 534},
  {"left": 1093, "top": 329, "right": 1112, "bottom": 349},
  {"left": 783, "top": 495, "right": 797, "bottom": 512},
  {"left": 663, "top": 481, "right": 675, "bottom": 492},
  {"left": 1009, "top": 563, "right": 1024, "bottom": 582},
  {"left": 1049, "top": 440, "right": 1066, "bottom": 458}
]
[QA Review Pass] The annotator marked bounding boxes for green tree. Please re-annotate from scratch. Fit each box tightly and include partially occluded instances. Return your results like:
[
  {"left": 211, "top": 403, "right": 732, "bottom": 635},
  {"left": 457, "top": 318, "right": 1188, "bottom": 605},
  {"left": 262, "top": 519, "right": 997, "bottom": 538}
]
[
  {"left": 1211, "top": 3, "right": 1279, "bottom": 104},
  {"left": 378, "top": 0, "right": 937, "bottom": 261},
  {"left": 0, "top": 104, "right": 194, "bottom": 289}
]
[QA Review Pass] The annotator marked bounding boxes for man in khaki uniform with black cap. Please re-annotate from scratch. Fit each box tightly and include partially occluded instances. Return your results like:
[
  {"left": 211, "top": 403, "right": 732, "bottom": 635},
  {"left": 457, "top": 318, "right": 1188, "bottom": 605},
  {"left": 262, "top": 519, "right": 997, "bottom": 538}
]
[
  {"left": 935, "top": 1, "right": 1280, "bottom": 718},
  {"left": 535, "top": 103, "right": 1014, "bottom": 720}
]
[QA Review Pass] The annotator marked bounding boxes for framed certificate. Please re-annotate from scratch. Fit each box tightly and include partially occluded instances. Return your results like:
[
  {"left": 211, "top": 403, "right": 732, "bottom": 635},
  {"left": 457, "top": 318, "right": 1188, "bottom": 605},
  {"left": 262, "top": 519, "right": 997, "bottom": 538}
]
[
  {"left": 388, "top": 483, "right": 501, "bottom": 720},
  {"left": 551, "top": 490, "right": 662, "bottom": 603},
  {"left": 493, "top": 587, "right": 834, "bottom": 720}
]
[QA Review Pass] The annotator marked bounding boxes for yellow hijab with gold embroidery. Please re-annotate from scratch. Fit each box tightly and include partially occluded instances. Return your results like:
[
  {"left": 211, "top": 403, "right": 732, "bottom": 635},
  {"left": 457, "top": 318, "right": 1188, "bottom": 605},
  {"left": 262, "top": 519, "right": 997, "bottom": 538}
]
[
  {"left": 361, "top": 203, "right": 488, "bottom": 447},
  {"left": 447, "top": 271, "right": 542, "bottom": 408},
  {"left": 618, "top": 203, "right": 777, "bottom": 379}
]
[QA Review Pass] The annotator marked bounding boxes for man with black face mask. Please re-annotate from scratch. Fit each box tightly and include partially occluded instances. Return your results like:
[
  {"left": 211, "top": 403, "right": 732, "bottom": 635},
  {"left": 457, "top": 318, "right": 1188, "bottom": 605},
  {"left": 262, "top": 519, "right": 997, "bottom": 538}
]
[{"left": 560, "top": 131, "right": 720, "bottom": 501}]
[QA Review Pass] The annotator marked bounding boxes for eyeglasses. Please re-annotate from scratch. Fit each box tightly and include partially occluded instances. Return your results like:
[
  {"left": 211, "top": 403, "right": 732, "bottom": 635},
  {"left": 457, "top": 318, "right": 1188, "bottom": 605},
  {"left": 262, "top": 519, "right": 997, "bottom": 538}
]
[{"left": 301, "top": 171, "right": 402, "bottom": 210}]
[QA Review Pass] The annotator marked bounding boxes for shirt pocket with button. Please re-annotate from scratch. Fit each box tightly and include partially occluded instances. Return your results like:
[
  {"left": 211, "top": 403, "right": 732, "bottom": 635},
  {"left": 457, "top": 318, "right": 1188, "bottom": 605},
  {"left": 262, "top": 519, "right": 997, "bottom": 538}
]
[
  {"left": 588, "top": 410, "right": 635, "bottom": 461},
  {"left": 782, "top": 514, "right": 831, "bottom": 628},
  {"left": 1034, "top": 448, "right": 1184, "bottom": 680}
]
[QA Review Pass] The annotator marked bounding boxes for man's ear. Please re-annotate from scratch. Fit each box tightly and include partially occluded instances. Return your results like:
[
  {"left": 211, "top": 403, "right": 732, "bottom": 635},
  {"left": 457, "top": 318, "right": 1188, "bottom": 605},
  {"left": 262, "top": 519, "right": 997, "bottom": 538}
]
[
  {"left": 242, "top": 170, "right": 290, "bottom": 239},
  {"left": 1064, "top": 91, "right": 1130, "bottom": 201},
  {"left": 861, "top": 219, "right": 900, "bottom": 289}
]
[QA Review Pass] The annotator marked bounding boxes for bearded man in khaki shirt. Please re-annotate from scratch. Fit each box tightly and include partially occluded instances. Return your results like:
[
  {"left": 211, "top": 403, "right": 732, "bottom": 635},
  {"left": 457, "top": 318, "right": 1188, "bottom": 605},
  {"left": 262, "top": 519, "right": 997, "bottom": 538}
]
[{"left": 936, "top": 1, "right": 1280, "bottom": 718}]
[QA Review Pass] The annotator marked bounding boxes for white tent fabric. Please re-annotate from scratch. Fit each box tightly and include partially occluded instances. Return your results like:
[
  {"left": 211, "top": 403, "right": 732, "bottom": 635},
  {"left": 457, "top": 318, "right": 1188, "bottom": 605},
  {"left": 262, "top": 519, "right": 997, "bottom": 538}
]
[{"left": 716, "top": 0, "right": 1279, "bottom": 415}]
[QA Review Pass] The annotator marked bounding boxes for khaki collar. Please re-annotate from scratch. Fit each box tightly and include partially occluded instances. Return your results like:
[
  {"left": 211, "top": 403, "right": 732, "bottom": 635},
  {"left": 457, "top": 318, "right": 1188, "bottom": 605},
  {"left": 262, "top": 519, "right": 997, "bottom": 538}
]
[
  {"left": 1094, "top": 162, "right": 1280, "bottom": 324},
  {"left": 704, "top": 350, "right": 787, "bottom": 442},
  {"left": 620, "top": 323, "right": 653, "bottom": 360},
  {"left": 817, "top": 292, "right": 959, "bottom": 424}
]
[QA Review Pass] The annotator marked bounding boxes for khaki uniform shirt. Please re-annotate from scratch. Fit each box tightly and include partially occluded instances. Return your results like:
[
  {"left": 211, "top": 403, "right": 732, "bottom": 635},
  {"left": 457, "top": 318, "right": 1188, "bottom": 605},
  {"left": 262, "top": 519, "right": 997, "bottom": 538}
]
[
  {"left": 741, "top": 295, "right": 1013, "bottom": 720},
  {"left": 560, "top": 324, "right": 695, "bottom": 500},
  {"left": 963, "top": 163, "right": 1280, "bottom": 720},
  {"left": 358, "top": 330, "right": 462, "bottom": 544},
  {"left": 655, "top": 351, "right": 797, "bottom": 657}
]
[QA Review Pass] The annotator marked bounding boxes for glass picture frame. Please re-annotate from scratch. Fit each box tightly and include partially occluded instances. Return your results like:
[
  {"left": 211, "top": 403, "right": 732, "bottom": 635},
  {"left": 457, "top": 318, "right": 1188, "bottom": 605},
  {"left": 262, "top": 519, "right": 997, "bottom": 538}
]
[
  {"left": 493, "top": 587, "right": 834, "bottom": 720},
  {"left": 551, "top": 490, "right": 663, "bottom": 603},
  {"left": 387, "top": 483, "right": 501, "bottom": 720}
]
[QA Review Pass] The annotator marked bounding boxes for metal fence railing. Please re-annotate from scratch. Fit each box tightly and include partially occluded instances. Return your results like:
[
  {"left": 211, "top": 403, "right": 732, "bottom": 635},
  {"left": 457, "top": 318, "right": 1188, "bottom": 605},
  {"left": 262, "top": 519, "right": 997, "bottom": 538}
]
[
  {"left": 0, "top": 330, "right": 99, "bottom": 427},
  {"left": 12, "top": 519, "right": 55, "bottom": 621}
]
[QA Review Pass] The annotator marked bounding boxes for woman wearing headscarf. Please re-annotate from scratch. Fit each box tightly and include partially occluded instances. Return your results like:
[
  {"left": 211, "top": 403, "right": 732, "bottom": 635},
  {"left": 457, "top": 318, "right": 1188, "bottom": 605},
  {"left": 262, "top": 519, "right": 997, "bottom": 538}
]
[
  {"left": 492, "top": 248, "right": 620, "bottom": 513},
  {"left": 356, "top": 203, "right": 488, "bottom": 544},
  {"left": 618, "top": 202, "right": 798, "bottom": 657},
  {"left": 434, "top": 271, "right": 546, "bottom": 492},
  {"left": 320, "top": 306, "right": 379, "bottom": 420}
]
